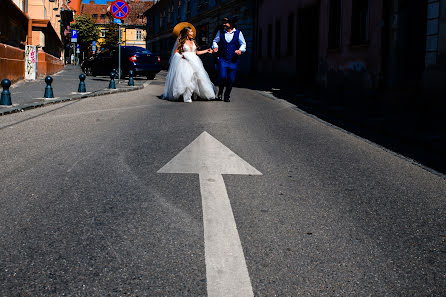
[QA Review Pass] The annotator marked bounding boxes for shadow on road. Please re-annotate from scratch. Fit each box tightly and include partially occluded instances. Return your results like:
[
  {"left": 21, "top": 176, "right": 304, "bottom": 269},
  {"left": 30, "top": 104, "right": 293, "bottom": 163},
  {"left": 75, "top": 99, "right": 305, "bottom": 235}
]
[{"left": 240, "top": 75, "right": 446, "bottom": 176}]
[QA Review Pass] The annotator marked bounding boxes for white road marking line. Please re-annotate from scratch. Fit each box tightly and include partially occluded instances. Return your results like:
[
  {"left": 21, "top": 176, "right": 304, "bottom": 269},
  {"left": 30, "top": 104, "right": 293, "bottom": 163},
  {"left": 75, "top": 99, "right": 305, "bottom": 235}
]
[{"left": 158, "top": 132, "right": 261, "bottom": 297}]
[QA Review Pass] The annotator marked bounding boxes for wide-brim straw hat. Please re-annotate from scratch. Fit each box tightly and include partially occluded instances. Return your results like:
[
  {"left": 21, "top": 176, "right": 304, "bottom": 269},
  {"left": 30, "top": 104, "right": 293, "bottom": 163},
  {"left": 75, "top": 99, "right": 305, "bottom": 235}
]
[{"left": 172, "top": 22, "right": 196, "bottom": 38}]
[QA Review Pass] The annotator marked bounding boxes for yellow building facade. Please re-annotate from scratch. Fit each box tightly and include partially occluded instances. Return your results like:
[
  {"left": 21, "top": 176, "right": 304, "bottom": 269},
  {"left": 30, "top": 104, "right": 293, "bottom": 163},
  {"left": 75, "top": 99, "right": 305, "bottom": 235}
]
[{"left": 81, "top": 0, "right": 152, "bottom": 52}]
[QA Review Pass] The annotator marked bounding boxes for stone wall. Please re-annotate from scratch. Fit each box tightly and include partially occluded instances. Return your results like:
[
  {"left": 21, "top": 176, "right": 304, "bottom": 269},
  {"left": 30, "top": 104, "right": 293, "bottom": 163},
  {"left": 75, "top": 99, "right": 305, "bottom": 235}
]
[
  {"left": 37, "top": 51, "right": 64, "bottom": 78},
  {"left": 0, "top": 43, "right": 25, "bottom": 83}
]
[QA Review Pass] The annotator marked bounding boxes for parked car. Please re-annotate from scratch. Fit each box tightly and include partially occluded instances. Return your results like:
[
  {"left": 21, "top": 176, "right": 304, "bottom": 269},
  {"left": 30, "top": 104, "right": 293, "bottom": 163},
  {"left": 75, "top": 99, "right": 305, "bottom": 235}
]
[{"left": 82, "top": 46, "right": 161, "bottom": 79}]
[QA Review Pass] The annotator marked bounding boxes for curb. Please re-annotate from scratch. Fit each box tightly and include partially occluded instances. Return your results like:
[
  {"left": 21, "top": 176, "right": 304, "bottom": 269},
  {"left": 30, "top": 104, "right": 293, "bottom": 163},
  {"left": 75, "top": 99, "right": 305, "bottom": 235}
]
[
  {"left": 0, "top": 80, "right": 153, "bottom": 117},
  {"left": 256, "top": 90, "right": 446, "bottom": 181}
]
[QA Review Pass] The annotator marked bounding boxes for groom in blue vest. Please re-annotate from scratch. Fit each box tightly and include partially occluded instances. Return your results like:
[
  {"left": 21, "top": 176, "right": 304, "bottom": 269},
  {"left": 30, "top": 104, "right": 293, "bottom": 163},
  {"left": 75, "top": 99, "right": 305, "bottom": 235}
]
[{"left": 212, "top": 17, "right": 247, "bottom": 102}]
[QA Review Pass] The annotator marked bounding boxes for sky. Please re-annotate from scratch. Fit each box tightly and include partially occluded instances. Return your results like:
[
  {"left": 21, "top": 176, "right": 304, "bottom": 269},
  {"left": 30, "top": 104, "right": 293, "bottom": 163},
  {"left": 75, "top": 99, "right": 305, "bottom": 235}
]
[{"left": 81, "top": 0, "right": 153, "bottom": 3}]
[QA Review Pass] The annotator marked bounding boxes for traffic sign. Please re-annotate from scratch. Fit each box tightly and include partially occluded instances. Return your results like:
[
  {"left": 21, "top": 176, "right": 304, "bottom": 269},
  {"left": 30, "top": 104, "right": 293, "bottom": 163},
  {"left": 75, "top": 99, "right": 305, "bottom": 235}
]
[
  {"left": 71, "top": 29, "right": 78, "bottom": 42},
  {"left": 113, "top": 18, "right": 122, "bottom": 24},
  {"left": 92, "top": 41, "right": 96, "bottom": 46},
  {"left": 110, "top": 0, "right": 129, "bottom": 19}
]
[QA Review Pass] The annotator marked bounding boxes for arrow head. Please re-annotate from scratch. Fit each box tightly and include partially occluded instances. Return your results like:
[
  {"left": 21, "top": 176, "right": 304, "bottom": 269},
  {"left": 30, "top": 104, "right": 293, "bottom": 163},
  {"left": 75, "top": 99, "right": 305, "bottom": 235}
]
[{"left": 158, "top": 132, "right": 262, "bottom": 175}]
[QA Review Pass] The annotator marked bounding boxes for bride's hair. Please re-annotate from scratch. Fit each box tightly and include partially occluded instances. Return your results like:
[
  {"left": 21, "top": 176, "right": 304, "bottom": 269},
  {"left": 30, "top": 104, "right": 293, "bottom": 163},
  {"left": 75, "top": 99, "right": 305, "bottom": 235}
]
[{"left": 177, "top": 27, "right": 199, "bottom": 54}]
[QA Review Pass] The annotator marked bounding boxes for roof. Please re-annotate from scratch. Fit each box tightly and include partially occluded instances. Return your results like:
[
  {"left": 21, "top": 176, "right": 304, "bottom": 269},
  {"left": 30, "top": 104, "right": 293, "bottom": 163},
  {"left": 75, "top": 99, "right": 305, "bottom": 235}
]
[
  {"left": 81, "top": 0, "right": 153, "bottom": 25},
  {"left": 126, "top": 1, "right": 153, "bottom": 25},
  {"left": 80, "top": 3, "right": 109, "bottom": 24}
]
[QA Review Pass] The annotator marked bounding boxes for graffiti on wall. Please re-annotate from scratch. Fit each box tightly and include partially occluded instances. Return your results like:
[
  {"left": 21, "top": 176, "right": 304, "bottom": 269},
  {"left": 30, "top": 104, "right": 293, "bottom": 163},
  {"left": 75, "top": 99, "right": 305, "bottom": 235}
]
[{"left": 25, "top": 45, "right": 38, "bottom": 80}]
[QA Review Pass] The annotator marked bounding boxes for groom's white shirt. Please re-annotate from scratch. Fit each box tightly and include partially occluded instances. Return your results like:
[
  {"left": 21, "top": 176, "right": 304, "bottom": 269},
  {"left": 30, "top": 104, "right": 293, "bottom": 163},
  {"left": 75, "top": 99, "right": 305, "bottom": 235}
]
[{"left": 212, "top": 29, "right": 247, "bottom": 53}]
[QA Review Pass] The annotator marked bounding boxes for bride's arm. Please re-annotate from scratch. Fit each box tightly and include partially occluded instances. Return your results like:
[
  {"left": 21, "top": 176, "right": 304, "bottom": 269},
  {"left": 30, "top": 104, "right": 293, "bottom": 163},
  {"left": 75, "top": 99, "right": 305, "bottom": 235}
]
[
  {"left": 174, "top": 45, "right": 186, "bottom": 59},
  {"left": 196, "top": 48, "right": 212, "bottom": 55}
]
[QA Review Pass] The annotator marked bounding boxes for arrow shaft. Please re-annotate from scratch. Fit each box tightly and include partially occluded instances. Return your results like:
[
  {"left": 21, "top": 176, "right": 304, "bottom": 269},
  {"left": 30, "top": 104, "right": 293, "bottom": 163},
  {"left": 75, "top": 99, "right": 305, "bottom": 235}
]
[{"left": 199, "top": 173, "right": 254, "bottom": 297}]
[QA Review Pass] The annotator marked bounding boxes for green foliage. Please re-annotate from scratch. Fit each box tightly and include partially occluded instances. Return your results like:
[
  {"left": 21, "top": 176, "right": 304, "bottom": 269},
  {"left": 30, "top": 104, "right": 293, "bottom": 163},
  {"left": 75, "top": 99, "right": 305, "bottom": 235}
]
[
  {"left": 71, "top": 15, "right": 100, "bottom": 55},
  {"left": 101, "top": 23, "right": 121, "bottom": 50}
]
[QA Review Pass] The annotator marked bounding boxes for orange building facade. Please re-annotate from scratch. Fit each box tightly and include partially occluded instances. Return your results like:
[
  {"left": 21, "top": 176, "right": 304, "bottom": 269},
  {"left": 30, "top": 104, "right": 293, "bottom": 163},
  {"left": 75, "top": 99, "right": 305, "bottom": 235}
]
[{"left": 0, "top": 0, "right": 73, "bottom": 83}]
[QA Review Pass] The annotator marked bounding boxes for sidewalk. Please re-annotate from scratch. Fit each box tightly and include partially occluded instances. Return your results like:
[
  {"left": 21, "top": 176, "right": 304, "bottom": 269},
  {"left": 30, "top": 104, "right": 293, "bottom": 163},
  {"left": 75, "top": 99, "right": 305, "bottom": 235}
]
[
  {"left": 243, "top": 75, "right": 446, "bottom": 176},
  {"left": 1, "top": 65, "right": 149, "bottom": 116}
]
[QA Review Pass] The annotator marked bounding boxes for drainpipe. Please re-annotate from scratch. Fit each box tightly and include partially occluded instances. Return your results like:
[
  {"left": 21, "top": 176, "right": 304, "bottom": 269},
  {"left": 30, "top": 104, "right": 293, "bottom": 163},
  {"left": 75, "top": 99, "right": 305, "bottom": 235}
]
[{"left": 28, "top": 19, "right": 33, "bottom": 45}]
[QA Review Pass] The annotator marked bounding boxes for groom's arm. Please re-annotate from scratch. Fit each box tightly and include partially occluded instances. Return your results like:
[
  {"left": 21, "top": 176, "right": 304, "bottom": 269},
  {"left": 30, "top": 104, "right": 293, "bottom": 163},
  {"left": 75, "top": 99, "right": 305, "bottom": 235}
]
[
  {"left": 212, "top": 32, "right": 220, "bottom": 52},
  {"left": 238, "top": 31, "right": 247, "bottom": 53}
]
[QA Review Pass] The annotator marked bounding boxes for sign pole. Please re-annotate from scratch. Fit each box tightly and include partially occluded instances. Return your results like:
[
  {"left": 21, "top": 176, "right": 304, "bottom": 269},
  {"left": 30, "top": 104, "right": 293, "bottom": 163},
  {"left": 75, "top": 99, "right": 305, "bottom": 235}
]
[
  {"left": 71, "top": 29, "right": 78, "bottom": 65},
  {"left": 110, "top": 0, "right": 129, "bottom": 82},
  {"left": 118, "top": 23, "right": 121, "bottom": 82}
]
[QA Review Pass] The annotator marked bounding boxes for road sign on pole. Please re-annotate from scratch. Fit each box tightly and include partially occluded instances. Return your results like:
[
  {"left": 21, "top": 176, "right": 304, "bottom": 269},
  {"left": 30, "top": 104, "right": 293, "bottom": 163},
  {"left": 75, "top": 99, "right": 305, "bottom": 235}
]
[
  {"left": 110, "top": 0, "right": 129, "bottom": 19},
  {"left": 71, "top": 29, "right": 78, "bottom": 43},
  {"left": 110, "top": 0, "right": 129, "bottom": 82}
]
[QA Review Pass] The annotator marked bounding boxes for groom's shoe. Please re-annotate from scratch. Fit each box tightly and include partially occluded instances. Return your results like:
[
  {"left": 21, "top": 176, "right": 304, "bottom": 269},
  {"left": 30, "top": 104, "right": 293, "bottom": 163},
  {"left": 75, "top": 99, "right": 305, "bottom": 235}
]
[
  {"left": 224, "top": 97, "right": 230, "bottom": 102},
  {"left": 217, "top": 94, "right": 223, "bottom": 101}
]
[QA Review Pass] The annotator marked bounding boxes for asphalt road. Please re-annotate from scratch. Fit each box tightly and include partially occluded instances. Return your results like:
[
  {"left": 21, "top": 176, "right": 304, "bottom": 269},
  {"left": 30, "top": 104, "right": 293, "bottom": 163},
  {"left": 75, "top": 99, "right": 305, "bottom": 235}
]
[{"left": 0, "top": 75, "right": 445, "bottom": 296}]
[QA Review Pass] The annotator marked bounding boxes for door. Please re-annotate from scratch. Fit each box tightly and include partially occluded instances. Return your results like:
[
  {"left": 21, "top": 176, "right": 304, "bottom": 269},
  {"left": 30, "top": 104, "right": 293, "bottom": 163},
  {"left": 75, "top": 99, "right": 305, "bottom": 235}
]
[{"left": 296, "top": 3, "right": 320, "bottom": 85}]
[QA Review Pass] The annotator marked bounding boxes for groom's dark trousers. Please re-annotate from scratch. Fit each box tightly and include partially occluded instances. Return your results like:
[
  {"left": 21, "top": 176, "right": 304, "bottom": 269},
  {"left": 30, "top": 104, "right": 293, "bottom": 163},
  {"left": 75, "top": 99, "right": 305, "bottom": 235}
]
[
  {"left": 215, "top": 29, "right": 241, "bottom": 100},
  {"left": 217, "top": 59, "right": 237, "bottom": 99}
]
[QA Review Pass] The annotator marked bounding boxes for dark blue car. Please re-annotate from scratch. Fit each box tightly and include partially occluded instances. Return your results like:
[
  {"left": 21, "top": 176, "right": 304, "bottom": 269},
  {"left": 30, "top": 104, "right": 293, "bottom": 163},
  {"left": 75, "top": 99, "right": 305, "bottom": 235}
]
[{"left": 82, "top": 46, "right": 161, "bottom": 79}]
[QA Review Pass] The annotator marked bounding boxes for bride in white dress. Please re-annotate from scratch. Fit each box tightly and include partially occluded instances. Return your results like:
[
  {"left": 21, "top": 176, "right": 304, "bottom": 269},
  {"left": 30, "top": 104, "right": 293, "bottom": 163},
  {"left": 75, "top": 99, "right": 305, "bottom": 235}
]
[{"left": 162, "top": 26, "right": 216, "bottom": 102}]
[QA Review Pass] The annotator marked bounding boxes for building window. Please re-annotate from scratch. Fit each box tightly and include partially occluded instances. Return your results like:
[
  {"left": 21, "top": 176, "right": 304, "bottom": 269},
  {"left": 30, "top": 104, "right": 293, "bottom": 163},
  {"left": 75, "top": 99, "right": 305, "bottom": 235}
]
[
  {"left": 287, "top": 13, "right": 294, "bottom": 56},
  {"left": 168, "top": 2, "right": 173, "bottom": 24},
  {"left": 197, "top": 0, "right": 208, "bottom": 12},
  {"left": 351, "top": 0, "right": 369, "bottom": 45},
  {"left": 275, "top": 19, "right": 281, "bottom": 58},
  {"left": 198, "top": 23, "right": 209, "bottom": 47},
  {"left": 92, "top": 14, "right": 98, "bottom": 19},
  {"left": 328, "top": 0, "right": 342, "bottom": 49},
  {"left": 426, "top": 0, "right": 440, "bottom": 65},
  {"left": 100, "top": 14, "right": 106, "bottom": 20},
  {"left": 186, "top": 0, "right": 191, "bottom": 19},
  {"left": 267, "top": 23, "right": 272, "bottom": 58},
  {"left": 100, "top": 29, "right": 106, "bottom": 37},
  {"left": 136, "top": 30, "right": 142, "bottom": 40}
]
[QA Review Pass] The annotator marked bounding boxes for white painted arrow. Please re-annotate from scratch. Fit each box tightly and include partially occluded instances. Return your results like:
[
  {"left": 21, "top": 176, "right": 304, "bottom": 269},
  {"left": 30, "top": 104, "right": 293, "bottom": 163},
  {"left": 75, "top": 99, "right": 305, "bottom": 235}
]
[{"left": 158, "top": 132, "right": 262, "bottom": 297}]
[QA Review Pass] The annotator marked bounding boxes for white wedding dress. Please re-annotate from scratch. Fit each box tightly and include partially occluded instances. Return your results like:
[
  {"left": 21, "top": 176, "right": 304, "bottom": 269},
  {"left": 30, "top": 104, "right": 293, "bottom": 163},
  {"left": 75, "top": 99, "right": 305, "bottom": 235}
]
[{"left": 162, "top": 42, "right": 216, "bottom": 102}]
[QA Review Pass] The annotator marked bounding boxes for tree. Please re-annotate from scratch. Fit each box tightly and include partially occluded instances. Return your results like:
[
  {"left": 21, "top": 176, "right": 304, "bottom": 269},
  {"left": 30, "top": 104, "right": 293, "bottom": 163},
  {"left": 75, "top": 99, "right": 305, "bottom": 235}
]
[
  {"left": 101, "top": 23, "right": 121, "bottom": 51},
  {"left": 71, "top": 15, "right": 100, "bottom": 58}
]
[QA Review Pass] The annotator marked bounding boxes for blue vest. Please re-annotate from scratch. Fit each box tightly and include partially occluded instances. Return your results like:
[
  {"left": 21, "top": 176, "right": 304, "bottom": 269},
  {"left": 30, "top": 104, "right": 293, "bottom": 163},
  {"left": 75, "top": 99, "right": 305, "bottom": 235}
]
[{"left": 218, "top": 29, "right": 240, "bottom": 63}]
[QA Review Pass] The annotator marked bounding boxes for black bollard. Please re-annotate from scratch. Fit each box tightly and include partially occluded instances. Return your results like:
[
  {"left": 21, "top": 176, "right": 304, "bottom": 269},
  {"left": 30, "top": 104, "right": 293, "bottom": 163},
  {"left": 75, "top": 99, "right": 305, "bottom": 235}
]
[
  {"left": 78, "top": 74, "right": 87, "bottom": 93},
  {"left": 128, "top": 70, "right": 135, "bottom": 86},
  {"left": 1, "top": 79, "right": 12, "bottom": 106},
  {"left": 44, "top": 76, "right": 54, "bottom": 98},
  {"left": 109, "top": 71, "right": 116, "bottom": 89}
]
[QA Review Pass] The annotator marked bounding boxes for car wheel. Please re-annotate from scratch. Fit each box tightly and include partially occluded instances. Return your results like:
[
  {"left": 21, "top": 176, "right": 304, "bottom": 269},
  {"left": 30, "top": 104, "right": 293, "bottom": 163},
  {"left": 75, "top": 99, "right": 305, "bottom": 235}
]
[{"left": 84, "top": 66, "right": 91, "bottom": 76}]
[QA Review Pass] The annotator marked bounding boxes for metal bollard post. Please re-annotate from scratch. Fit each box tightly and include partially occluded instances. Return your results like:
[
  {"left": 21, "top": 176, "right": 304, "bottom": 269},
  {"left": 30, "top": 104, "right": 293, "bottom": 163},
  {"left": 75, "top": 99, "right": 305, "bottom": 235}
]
[
  {"left": 78, "top": 74, "right": 87, "bottom": 93},
  {"left": 1, "top": 79, "right": 12, "bottom": 106},
  {"left": 109, "top": 71, "right": 116, "bottom": 89},
  {"left": 44, "top": 76, "right": 54, "bottom": 98},
  {"left": 128, "top": 70, "right": 135, "bottom": 86}
]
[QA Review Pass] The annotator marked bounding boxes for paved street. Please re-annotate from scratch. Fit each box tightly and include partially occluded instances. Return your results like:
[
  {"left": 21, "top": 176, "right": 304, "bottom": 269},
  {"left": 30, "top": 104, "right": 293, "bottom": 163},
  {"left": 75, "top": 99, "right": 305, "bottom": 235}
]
[{"left": 0, "top": 74, "right": 445, "bottom": 296}]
